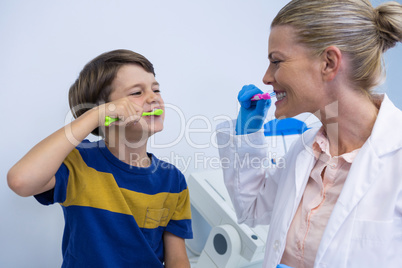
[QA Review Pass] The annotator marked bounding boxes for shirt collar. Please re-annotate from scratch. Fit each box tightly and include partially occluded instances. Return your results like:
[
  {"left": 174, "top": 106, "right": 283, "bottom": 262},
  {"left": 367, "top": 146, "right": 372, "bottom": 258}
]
[{"left": 312, "top": 126, "right": 359, "bottom": 164}]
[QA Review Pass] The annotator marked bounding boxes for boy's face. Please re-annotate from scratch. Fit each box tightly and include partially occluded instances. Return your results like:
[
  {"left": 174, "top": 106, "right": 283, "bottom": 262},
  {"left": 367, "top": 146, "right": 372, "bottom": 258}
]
[{"left": 108, "top": 64, "right": 165, "bottom": 137}]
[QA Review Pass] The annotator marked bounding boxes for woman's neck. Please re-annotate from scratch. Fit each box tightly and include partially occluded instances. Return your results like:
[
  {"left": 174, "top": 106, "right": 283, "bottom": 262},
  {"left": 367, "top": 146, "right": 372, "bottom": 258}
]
[{"left": 315, "top": 90, "right": 379, "bottom": 156}]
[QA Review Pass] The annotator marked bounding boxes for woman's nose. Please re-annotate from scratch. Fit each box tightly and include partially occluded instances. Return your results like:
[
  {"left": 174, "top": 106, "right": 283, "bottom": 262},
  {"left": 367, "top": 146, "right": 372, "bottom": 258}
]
[{"left": 262, "top": 65, "right": 274, "bottom": 85}]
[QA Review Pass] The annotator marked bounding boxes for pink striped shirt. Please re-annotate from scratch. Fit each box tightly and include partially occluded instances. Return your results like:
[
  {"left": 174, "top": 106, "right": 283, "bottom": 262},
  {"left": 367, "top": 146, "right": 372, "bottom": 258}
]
[{"left": 281, "top": 127, "right": 359, "bottom": 268}]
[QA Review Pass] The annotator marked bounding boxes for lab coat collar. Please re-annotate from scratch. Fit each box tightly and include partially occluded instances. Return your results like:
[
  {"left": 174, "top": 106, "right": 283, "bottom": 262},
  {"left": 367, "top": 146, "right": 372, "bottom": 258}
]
[
  {"left": 294, "top": 128, "right": 319, "bottom": 196},
  {"left": 368, "top": 94, "right": 402, "bottom": 156}
]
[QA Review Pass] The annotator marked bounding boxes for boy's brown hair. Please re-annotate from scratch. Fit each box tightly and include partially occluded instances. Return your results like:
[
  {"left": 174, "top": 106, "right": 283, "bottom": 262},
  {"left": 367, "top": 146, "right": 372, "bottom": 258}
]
[{"left": 68, "top": 49, "right": 155, "bottom": 136}]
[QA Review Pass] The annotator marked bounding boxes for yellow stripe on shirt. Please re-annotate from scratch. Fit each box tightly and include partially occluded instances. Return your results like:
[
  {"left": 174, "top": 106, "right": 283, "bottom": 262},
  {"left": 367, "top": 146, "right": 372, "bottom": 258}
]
[{"left": 61, "top": 149, "right": 191, "bottom": 229}]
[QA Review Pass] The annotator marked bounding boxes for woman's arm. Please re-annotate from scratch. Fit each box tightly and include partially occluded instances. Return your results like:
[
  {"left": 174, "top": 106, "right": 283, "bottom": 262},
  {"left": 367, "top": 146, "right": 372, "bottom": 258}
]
[
  {"left": 216, "top": 120, "right": 279, "bottom": 227},
  {"left": 163, "top": 231, "right": 190, "bottom": 268}
]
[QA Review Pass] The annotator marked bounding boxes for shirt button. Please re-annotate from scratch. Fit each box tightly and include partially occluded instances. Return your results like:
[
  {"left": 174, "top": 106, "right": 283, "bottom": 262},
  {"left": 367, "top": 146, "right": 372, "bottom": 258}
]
[{"left": 273, "top": 240, "right": 280, "bottom": 251}]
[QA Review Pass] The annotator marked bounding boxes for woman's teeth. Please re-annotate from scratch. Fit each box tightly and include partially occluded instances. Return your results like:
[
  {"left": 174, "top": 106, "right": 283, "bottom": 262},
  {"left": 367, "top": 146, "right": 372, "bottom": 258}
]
[{"left": 276, "top": 92, "right": 287, "bottom": 101}]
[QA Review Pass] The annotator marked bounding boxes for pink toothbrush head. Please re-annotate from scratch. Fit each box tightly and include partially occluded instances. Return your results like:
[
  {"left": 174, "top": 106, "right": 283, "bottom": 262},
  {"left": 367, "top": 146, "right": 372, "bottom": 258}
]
[{"left": 251, "top": 92, "right": 276, "bottom": 101}]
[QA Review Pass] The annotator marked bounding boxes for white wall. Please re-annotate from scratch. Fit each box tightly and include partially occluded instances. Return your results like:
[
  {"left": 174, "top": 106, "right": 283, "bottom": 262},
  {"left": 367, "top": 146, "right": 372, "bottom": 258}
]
[{"left": 1, "top": 1, "right": 400, "bottom": 267}]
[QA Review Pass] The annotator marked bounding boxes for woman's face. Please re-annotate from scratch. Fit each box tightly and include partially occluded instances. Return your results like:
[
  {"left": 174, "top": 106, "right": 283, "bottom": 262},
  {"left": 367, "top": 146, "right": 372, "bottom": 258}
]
[{"left": 263, "top": 25, "right": 325, "bottom": 118}]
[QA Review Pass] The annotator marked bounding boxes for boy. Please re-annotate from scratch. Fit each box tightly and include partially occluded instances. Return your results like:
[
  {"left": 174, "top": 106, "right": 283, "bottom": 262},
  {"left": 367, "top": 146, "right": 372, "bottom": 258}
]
[{"left": 7, "top": 49, "right": 193, "bottom": 267}]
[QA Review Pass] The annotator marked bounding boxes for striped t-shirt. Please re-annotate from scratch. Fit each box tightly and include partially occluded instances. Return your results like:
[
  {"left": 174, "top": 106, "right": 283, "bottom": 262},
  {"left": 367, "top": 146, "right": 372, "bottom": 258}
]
[{"left": 35, "top": 139, "right": 192, "bottom": 267}]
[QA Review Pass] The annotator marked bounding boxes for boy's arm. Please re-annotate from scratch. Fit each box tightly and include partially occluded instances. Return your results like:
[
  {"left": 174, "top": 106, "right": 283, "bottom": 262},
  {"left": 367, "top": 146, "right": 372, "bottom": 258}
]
[
  {"left": 7, "top": 108, "right": 100, "bottom": 197},
  {"left": 163, "top": 231, "right": 190, "bottom": 268},
  {"left": 7, "top": 98, "right": 143, "bottom": 197}
]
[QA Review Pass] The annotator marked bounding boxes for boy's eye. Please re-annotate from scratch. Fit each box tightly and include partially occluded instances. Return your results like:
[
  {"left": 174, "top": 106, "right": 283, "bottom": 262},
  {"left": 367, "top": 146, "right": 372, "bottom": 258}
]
[
  {"left": 153, "top": 89, "right": 161, "bottom": 93},
  {"left": 130, "top": 91, "right": 142, "bottom": 96}
]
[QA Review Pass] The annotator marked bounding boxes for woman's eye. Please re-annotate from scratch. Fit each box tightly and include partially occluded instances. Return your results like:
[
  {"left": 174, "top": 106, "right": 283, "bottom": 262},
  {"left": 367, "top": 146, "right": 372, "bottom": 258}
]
[{"left": 153, "top": 89, "right": 161, "bottom": 94}]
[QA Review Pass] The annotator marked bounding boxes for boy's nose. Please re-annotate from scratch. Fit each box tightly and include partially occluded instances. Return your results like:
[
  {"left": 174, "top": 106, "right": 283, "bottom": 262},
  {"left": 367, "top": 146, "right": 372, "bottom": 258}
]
[{"left": 145, "top": 91, "right": 159, "bottom": 103}]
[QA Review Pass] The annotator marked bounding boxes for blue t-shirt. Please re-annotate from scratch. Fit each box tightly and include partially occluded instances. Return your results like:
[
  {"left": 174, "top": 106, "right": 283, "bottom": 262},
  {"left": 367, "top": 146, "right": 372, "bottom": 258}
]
[{"left": 35, "top": 140, "right": 192, "bottom": 267}]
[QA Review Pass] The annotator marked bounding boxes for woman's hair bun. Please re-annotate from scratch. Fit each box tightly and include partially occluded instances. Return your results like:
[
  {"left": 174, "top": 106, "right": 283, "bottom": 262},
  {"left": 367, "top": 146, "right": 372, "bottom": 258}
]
[{"left": 375, "top": 1, "right": 402, "bottom": 52}]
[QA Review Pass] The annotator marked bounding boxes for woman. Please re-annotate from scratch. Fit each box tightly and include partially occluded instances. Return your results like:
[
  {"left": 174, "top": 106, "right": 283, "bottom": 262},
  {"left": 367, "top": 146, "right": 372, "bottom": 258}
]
[{"left": 216, "top": 0, "right": 402, "bottom": 267}]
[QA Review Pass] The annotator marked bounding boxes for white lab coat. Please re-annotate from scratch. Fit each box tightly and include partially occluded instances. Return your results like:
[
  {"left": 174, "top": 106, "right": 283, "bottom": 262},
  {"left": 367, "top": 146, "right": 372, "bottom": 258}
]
[{"left": 216, "top": 94, "right": 402, "bottom": 268}]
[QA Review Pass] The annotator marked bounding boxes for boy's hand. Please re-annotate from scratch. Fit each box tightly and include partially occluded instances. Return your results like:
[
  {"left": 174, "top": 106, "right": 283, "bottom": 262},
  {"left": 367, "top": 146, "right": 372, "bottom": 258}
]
[
  {"left": 235, "top": 84, "right": 271, "bottom": 135},
  {"left": 101, "top": 97, "right": 143, "bottom": 126}
]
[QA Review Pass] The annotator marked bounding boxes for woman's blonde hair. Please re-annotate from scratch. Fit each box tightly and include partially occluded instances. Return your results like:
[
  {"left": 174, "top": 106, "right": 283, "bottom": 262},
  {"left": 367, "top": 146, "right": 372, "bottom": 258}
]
[{"left": 272, "top": 0, "right": 402, "bottom": 94}]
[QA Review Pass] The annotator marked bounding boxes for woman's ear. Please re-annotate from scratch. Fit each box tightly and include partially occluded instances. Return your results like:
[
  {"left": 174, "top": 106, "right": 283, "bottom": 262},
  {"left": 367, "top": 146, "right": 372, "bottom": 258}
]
[{"left": 321, "top": 46, "right": 342, "bottom": 82}]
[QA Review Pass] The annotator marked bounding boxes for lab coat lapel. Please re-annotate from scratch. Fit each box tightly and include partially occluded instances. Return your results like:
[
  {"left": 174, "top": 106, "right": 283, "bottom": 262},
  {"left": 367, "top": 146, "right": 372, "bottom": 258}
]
[
  {"left": 294, "top": 127, "right": 319, "bottom": 197},
  {"left": 294, "top": 149, "right": 315, "bottom": 198},
  {"left": 271, "top": 131, "right": 316, "bottom": 241},
  {"left": 291, "top": 133, "right": 318, "bottom": 218}
]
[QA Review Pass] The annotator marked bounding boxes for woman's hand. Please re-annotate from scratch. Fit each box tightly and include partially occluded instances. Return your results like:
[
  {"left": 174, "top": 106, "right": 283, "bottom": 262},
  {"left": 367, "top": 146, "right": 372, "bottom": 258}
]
[{"left": 235, "top": 84, "right": 271, "bottom": 135}]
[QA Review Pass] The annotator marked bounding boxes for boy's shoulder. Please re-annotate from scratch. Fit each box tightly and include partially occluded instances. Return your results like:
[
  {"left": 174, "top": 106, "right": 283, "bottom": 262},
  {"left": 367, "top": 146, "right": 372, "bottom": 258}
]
[
  {"left": 149, "top": 155, "right": 189, "bottom": 191},
  {"left": 151, "top": 154, "right": 178, "bottom": 170},
  {"left": 75, "top": 139, "right": 103, "bottom": 151},
  {"left": 149, "top": 154, "right": 185, "bottom": 179}
]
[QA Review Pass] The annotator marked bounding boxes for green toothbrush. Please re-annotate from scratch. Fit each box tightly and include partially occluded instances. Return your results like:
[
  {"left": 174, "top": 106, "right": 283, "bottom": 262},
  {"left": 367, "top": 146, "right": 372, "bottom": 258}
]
[{"left": 105, "top": 109, "right": 163, "bottom": 126}]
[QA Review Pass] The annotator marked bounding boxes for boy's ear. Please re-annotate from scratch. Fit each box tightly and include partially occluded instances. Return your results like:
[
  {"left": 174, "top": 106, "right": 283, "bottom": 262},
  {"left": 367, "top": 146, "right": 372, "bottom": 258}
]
[{"left": 321, "top": 46, "right": 342, "bottom": 82}]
